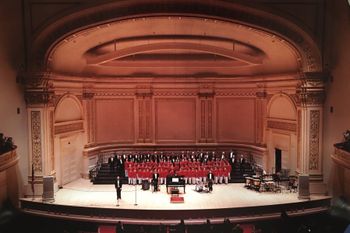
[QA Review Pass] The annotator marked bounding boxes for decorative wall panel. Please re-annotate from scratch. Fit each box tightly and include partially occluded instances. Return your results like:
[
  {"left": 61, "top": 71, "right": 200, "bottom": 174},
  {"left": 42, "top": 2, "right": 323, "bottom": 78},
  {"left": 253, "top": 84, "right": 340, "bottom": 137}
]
[
  {"left": 95, "top": 99, "right": 134, "bottom": 143},
  {"left": 267, "top": 120, "right": 297, "bottom": 132},
  {"left": 297, "top": 109, "right": 301, "bottom": 170},
  {"left": 216, "top": 98, "right": 255, "bottom": 143},
  {"left": 31, "top": 111, "right": 42, "bottom": 172},
  {"left": 155, "top": 98, "right": 196, "bottom": 143},
  {"left": 309, "top": 110, "right": 320, "bottom": 170},
  {"left": 54, "top": 122, "right": 84, "bottom": 135}
]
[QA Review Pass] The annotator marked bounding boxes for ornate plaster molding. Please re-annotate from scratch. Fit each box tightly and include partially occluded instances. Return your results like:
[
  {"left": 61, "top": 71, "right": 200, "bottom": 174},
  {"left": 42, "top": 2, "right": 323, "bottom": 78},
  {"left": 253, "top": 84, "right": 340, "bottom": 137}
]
[
  {"left": 296, "top": 72, "right": 326, "bottom": 106},
  {"left": 153, "top": 91, "right": 197, "bottom": 96},
  {"left": 29, "top": 0, "right": 321, "bottom": 86},
  {"left": 94, "top": 91, "right": 135, "bottom": 97}
]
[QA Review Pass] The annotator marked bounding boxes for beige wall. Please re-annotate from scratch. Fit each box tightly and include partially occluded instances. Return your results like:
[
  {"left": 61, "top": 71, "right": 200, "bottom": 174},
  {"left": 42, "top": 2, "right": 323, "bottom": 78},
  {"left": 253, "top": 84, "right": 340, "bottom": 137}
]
[
  {"left": 323, "top": 0, "right": 350, "bottom": 194},
  {"left": 0, "top": 0, "right": 28, "bottom": 190}
]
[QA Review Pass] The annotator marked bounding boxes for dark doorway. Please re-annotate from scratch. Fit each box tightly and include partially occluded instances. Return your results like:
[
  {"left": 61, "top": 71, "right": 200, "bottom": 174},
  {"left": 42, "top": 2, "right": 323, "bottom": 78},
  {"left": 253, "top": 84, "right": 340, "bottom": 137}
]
[{"left": 275, "top": 148, "right": 282, "bottom": 173}]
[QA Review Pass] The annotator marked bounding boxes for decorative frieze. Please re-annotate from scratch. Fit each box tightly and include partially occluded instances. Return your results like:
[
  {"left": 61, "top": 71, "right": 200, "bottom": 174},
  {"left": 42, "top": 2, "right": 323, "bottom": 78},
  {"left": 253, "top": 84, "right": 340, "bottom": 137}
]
[
  {"left": 94, "top": 91, "right": 135, "bottom": 97},
  {"left": 153, "top": 91, "right": 197, "bottom": 96},
  {"left": 216, "top": 90, "right": 256, "bottom": 97},
  {"left": 309, "top": 110, "right": 320, "bottom": 170},
  {"left": 54, "top": 122, "right": 84, "bottom": 135},
  {"left": 267, "top": 120, "right": 297, "bottom": 132},
  {"left": 297, "top": 110, "right": 301, "bottom": 170},
  {"left": 31, "top": 111, "right": 42, "bottom": 172}
]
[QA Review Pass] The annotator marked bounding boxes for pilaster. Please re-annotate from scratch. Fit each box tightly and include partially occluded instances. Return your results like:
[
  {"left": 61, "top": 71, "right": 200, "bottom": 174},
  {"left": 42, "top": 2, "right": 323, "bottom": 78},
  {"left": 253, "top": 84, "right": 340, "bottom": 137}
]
[
  {"left": 135, "top": 86, "right": 153, "bottom": 143},
  {"left": 25, "top": 75, "right": 56, "bottom": 195},
  {"left": 82, "top": 89, "right": 95, "bottom": 145},
  {"left": 256, "top": 89, "right": 267, "bottom": 145},
  {"left": 296, "top": 72, "right": 325, "bottom": 183},
  {"left": 198, "top": 85, "right": 215, "bottom": 143}
]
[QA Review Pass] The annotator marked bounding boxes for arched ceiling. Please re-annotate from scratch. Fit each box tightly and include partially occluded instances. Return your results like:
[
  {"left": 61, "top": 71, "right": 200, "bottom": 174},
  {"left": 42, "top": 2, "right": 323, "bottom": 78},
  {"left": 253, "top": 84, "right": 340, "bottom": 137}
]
[
  {"left": 48, "top": 16, "right": 298, "bottom": 77},
  {"left": 28, "top": 0, "right": 322, "bottom": 82}
]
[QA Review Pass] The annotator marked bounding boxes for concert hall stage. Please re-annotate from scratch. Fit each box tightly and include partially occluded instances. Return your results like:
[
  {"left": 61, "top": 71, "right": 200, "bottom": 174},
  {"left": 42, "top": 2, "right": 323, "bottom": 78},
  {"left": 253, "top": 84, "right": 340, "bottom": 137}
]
[{"left": 20, "top": 179, "right": 331, "bottom": 225}]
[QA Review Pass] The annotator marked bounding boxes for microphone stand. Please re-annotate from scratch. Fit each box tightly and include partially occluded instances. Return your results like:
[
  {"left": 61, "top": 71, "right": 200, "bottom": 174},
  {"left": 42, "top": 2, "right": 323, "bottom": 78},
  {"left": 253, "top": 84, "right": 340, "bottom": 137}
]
[{"left": 134, "top": 175, "right": 138, "bottom": 206}]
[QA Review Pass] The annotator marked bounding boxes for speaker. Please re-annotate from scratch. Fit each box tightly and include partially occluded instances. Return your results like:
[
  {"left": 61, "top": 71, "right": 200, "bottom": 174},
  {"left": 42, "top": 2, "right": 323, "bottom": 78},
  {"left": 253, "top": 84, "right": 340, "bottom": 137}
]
[
  {"left": 42, "top": 176, "right": 54, "bottom": 201},
  {"left": 141, "top": 179, "right": 150, "bottom": 190},
  {"left": 298, "top": 174, "right": 310, "bottom": 199}
]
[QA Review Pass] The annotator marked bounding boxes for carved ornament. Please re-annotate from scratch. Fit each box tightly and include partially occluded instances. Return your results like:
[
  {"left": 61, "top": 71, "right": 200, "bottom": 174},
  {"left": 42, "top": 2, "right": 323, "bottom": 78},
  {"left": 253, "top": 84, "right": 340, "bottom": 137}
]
[
  {"left": 216, "top": 90, "right": 256, "bottom": 97},
  {"left": 25, "top": 90, "right": 55, "bottom": 105},
  {"left": 309, "top": 110, "right": 320, "bottom": 170},
  {"left": 31, "top": 111, "right": 42, "bottom": 172},
  {"left": 296, "top": 72, "right": 326, "bottom": 106}
]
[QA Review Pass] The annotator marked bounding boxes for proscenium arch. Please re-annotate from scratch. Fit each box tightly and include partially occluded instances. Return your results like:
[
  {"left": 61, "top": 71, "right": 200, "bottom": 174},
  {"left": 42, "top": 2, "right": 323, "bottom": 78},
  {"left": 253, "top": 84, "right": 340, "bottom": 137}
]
[{"left": 28, "top": 0, "right": 322, "bottom": 81}]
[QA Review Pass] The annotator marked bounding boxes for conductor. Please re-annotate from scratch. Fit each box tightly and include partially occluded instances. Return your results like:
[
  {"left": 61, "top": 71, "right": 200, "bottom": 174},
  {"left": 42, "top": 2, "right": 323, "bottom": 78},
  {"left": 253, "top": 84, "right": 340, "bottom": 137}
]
[
  {"left": 115, "top": 176, "right": 122, "bottom": 202},
  {"left": 207, "top": 170, "right": 214, "bottom": 192},
  {"left": 152, "top": 170, "right": 160, "bottom": 192}
]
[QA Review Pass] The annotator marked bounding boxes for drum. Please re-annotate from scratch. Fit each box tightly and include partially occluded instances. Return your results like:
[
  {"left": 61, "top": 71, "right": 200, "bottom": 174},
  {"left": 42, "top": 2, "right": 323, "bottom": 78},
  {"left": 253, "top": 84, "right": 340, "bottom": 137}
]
[
  {"left": 253, "top": 178, "right": 261, "bottom": 191},
  {"left": 245, "top": 177, "right": 253, "bottom": 188}
]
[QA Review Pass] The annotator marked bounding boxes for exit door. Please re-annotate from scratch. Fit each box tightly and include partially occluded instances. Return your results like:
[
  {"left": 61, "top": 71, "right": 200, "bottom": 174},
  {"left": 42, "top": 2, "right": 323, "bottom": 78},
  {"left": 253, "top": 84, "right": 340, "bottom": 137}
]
[{"left": 275, "top": 148, "right": 282, "bottom": 173}]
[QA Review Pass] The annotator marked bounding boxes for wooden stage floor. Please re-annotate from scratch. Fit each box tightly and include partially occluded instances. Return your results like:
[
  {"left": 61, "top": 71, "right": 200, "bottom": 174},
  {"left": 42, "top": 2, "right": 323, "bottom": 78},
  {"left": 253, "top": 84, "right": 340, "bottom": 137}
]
[{"left": 20, "top": 179, "right": 331, "bottom": 224}]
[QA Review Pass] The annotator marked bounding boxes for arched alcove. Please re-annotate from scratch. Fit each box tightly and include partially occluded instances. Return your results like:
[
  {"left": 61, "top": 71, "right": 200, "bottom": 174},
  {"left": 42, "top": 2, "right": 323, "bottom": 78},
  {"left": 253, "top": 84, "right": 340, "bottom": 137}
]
[
  {"left": 266, "top": 94, "right": 298, "bottom": 176},
  {"left": 55, "top": 95, "right": 83, "bottom": 123},
  {"left": 268, "top": 94, "right": 297, "bottom": 120},
  {"left": 53, "top": 94, "right": 85, "bottom": 186}
]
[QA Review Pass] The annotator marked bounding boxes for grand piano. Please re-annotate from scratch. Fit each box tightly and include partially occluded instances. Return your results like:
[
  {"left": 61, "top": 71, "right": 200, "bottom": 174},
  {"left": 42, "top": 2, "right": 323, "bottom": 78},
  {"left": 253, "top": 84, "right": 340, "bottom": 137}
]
[{"left": 166, "top": 175, "right": 186, "bottom": 194}]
